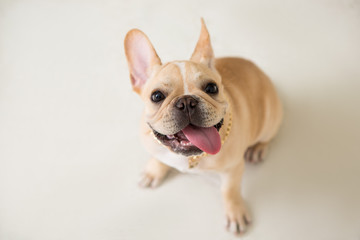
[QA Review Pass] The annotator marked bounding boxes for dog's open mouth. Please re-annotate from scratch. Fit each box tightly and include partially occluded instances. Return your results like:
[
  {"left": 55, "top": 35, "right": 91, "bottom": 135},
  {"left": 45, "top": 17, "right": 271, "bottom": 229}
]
[{"left": 152, "top": 119, "right": 224, "bottom": 156}]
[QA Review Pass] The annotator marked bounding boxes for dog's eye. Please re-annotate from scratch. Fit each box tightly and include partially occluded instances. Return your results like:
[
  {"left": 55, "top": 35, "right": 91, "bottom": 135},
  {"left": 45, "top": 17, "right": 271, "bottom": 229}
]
[
  {"left": 151, "top": 91, "right": 166, "bottom": 103},
  {"left": 204, "top": 83, "right": 218, "bottom": 94}
]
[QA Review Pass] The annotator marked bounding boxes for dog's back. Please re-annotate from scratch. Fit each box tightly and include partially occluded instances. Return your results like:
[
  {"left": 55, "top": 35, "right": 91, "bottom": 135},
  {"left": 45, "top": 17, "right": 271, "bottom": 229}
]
[{"left": 215, "top": 57, "right": 283, "bottom": 147}]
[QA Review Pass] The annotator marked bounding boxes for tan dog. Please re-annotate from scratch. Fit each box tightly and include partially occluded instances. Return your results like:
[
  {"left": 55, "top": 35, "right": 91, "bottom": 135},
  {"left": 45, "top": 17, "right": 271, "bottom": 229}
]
[{"left": 124, "top": 19, "right": 283, "bottom": 235}]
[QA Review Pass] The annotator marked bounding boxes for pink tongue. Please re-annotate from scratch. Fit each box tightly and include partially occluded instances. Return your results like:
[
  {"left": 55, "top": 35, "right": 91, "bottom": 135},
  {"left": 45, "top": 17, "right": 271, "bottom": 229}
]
[{"left": 182, "top": 125, "right": 221, "bottom": 155}]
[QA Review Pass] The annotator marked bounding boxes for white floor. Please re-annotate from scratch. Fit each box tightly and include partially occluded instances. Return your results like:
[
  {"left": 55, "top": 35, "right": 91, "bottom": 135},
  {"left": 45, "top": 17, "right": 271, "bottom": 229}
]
[{"left": 1, "top": 0, "right": 360, "bottom": 239}]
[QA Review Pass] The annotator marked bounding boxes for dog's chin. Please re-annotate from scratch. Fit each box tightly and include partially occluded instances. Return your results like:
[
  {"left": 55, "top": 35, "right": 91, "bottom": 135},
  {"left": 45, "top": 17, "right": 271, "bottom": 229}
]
[{"left": 152, "top": 119, "right": 224, "bottom": 157}]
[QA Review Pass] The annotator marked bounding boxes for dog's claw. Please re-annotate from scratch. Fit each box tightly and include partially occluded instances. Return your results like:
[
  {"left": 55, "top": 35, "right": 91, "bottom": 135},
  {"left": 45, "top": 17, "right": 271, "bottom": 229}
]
[{"left": 228, "top": 219, "right": 238, "bottom": 234}]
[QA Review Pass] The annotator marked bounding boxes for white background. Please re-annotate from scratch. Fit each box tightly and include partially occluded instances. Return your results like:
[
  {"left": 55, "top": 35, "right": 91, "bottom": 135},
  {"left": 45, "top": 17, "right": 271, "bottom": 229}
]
[{"left": 1, "top": 0, "right": 360, "bottom": 239}]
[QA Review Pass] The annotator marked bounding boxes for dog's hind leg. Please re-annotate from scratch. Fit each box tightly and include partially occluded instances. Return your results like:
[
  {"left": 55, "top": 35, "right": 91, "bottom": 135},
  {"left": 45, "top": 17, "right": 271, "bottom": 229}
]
[{"left": 244, "top": 142, "right": 269, "bottom": 164}]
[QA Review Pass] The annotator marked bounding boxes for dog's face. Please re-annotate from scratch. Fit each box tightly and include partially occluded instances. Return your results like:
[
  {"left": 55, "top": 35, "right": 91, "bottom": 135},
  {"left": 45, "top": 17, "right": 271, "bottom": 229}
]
[
  {"left": 125, "top": 20, "right": 228, "bottom": 156},
  {"left": 141, "top": 61, "right": 228, "bottom": 156}
]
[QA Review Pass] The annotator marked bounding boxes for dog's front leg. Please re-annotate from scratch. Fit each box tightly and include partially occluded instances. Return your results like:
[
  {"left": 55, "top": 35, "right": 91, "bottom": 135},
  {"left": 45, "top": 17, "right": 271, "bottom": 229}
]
[
  {"left": 138, "top": 158, "right": 170, "bottom": 188},
  {"left": 221, "top": 161, "right": 252, "bottom": 235}
]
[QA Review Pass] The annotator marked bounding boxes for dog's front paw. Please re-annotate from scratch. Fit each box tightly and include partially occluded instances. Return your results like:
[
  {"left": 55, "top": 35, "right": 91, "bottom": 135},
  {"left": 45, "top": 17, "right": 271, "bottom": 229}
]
[
  {"left": 224, "top": 198, "right": 252, "bottom": 235},
  {"left": 138, "top": 158, "right": 170, "bottom": 188},
  {"left": 138, "top": 173, "right": 162, "bottom": 188}
]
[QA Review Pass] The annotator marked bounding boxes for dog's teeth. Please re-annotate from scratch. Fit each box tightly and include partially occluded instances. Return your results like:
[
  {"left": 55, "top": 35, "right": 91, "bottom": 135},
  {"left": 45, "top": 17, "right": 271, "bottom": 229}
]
[
  {"left": 180, "top": 140, "right": 192, "bottom": 146},
  {"left": 167, "top": 135, "right": 175, "bottom": 139}
]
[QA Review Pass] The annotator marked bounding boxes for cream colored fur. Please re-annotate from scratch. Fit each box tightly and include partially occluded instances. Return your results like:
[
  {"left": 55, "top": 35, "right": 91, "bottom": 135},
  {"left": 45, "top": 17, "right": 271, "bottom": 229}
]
[{"left": 124, "top": 19, "right": 283, "bottom": 235}]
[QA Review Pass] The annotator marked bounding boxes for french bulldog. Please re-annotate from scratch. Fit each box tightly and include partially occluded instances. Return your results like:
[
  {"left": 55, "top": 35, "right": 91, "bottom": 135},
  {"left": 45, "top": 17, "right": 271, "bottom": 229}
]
[{"left": 124, "top": 19, "right": 283, "bottom": 235}]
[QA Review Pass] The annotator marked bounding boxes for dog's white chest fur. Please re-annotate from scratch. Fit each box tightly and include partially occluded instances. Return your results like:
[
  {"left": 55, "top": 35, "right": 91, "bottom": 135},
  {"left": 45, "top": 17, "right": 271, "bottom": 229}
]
[{"left": 154, "top": 147, "right": 190, "bottom": 172}]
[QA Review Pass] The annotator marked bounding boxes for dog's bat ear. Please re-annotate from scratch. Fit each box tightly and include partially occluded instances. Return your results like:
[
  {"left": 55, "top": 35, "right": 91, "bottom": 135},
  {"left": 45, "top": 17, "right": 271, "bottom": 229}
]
[
  {"left": 190, "top": 18, "right": 215, "bottom": 69},
  {"left": 124, "top": 29, "right": 162, "bottom": 94}
]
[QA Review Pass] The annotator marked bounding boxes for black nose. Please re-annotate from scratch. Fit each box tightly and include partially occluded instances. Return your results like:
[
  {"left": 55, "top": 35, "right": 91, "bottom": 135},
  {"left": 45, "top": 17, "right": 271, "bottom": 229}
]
[{"left": 175, "top": 96, "right": 198, "bottom": 115}]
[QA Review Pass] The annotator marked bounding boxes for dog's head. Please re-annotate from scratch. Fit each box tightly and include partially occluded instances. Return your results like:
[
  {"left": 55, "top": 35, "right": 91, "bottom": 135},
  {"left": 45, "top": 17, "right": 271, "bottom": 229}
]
[{"left": 124, "top": 20, "right": 228, "bottom": 156}]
